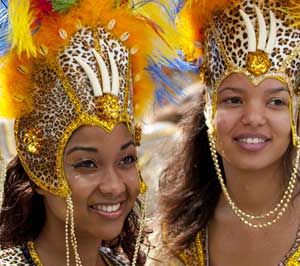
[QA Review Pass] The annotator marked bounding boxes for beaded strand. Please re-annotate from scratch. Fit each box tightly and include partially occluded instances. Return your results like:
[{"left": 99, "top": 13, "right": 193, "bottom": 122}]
[{"left": 207, "top": 130, "right": 300, "bottom": 228}]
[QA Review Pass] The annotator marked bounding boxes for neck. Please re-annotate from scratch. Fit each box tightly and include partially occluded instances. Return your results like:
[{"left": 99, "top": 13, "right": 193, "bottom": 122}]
[
  {"left": 221, "top": 158, "right": 288, "bottom": 215},
  {"left": 35, "top": 209, "right": 103, "bottom": 266}
]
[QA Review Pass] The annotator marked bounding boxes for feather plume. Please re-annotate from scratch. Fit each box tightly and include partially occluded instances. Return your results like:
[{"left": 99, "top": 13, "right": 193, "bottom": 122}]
[
  {"left": 0, "top": 0, "right": 188, "bottom": 118},
  {"left": 31, "top": 0, "right": 53, "bottom": 23},
  {"left": 51, "top": 0, "right": 78, "bottom": 12},
  {"left": 0, "top": 0, "right": 9, "bottom": 56},
  {"left": 177, "top": 0, "right": 230, "bottom": 62},
  {"left": 9, "top": 0, "right": 36, "bottom": 57}
]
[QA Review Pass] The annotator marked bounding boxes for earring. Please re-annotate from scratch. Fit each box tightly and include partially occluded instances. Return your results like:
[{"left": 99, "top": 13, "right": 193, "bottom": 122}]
[
  {"left": 132, "top": 170, "right": 147, "bottom": 266},
  {"left": 291, "top": 122, "right": 299, "bottom": 147},
  {"left": 138, "top": 169, "right": 147, "bottom": 194},
  {"left": 289, "top": 100, "right": 299, "bottom": 147},
  {"left": 65, "top": 193, "right": 82, "bottom": 266},
  {"left": 0, "top": 151, "right": 6, "bottom": 200}
]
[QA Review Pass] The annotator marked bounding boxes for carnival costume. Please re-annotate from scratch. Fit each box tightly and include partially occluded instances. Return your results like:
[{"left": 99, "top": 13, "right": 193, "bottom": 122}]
[
  {"left": 148, "top": 0, "right": 300, "bottom": 265},
  {"left": 0, "top": 0, "right": 183, "bottom": 265}
]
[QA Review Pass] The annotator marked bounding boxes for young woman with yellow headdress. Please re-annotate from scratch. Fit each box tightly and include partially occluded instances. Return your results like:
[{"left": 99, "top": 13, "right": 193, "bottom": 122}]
[
  {"left": 0, "top": 0, "right": 185, "bottom": 265},
  {"left": 149, "top": 0, "right": 300, "bottom": 265}
]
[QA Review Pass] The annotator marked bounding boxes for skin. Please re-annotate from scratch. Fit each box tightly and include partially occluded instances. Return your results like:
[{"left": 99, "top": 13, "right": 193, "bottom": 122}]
[
  {"left": 34, "top": 123, "right": 140, "bottom": 266},
  {"left": 208, "top": 74, "right": 300, "bottom": 266}
]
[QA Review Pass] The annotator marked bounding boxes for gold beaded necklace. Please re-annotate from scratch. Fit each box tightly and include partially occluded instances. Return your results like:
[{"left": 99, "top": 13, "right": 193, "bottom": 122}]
[
  {"left": 27, "top": 241, "right": 114, "bottom": 266},
  {"left": 207, "top": 131, "right": 300, "bottom": 229}
]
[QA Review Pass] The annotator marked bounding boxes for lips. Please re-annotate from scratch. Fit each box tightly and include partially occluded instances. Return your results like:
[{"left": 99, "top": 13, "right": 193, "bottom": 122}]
[
  {"left": 90, "top": 203, "right": 121, "bottom": 213},
  {"left": 89, "top": 201, "right": 125, "bottom": 219},
  {"left": 233, "top": 134, "right": 270, "bottom": 152}
]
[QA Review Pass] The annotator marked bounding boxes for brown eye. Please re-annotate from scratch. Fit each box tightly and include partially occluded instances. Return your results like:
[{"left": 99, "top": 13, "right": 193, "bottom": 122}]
[
  {"left": 119, "top": 155, "right": 137, "bottom": 167},
  {"left": 223, "top": 96, "right": 242, "bottom": 104},
  {"left": 72, "top": 160, "right": 97, "bottom": 169},
  {"left": 269, "top": 98, "right": 287, "bottom": 106}
]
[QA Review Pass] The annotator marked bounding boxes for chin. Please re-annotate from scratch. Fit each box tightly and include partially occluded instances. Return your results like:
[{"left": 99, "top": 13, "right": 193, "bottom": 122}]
[
  {"left": 98, "top": 229, "right": 123, "bottom": 241},
  {"left": 89, "top": 222, "right": 125, "bottom": 241}
]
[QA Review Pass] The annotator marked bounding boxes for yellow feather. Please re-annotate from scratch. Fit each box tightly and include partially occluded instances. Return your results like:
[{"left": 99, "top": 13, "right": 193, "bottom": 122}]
[
  {"left": 133, "top": 1, "right": 183, "bottom": 63},
  {"left": 9, "top": 0, "right": 36, "bottom": 57}
]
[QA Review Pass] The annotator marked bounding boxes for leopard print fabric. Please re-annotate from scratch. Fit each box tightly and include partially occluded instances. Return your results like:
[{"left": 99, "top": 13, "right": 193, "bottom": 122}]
[
  {"left": 204, "top": 0, "right": 300, "bottom": 122},
  {"left": 0, "top": 246, "right": 29, "bottom": 266},
  {"left": 0, "top": 245, "right": 129, "bottom": 265},
  {"left": 15, "top": 26, "right": 134, "bottom": 197},
  {"left": 205, "top": 0, "right": 300, "bottom": 90},
  {"left": 100, "top": 247, "right": 130, "bottom": 266}
]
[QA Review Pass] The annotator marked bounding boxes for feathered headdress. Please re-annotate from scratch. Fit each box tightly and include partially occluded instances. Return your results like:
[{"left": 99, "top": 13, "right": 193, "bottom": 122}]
[
  {"left": 0, "top": 0, "right": 185, "bottom": 119},
  {"left": 0, "top": 0, "right": 185, "bottom": 198}
]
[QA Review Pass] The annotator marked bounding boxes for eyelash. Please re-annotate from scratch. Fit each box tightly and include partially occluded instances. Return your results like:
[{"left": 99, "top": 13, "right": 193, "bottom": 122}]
[
  {"left": 221, "top": 97, "right": 288, "bottom": 106},
  {"left": 71, "top": 155, "right": 138, "bottom": 169},
  {"left": 72, "top": 159, "right": 97, "bottom": 169},
  {"left": 222, "top": 96, "right": 242, "bottom": 104},
  {"left": 119, "top": 155, "right": 138, "bottom": 168},
  {"left": 268, "top": 98, "right": 287, "bottom": 106}
]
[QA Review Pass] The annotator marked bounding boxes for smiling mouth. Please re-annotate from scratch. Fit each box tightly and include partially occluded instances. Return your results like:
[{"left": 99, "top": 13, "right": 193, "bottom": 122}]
[
  {"left": 236, "top": 137, "right": 269, "bottom": 144},
  {"left": 90, "top": 203, "right": 122, "bottom": 213}
]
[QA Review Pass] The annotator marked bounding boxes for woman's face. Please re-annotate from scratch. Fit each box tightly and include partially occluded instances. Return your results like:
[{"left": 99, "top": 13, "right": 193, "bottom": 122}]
[
  {"left": 214, "top": 73, "right": 291, "bottom": 172},
  {"left": 42, "top": 123, "right": 139, "bottom": 241}
]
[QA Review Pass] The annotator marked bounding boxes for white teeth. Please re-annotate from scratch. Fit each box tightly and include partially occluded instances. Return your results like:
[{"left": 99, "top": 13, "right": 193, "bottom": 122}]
[
  {"left": 239, "top": 138, "right": 266, "bottom": 144},
  {"left": 92, "top": 203, "right": 121, "bottom": 213}
]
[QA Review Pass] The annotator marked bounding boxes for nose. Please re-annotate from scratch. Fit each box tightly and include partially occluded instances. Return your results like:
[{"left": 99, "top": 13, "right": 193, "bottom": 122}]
[
  {"left": 98, "top": 168, "right": 126, "bottom": 196},
  {"left": 240, "top": 101, "right": 266, "bottom": 127}
]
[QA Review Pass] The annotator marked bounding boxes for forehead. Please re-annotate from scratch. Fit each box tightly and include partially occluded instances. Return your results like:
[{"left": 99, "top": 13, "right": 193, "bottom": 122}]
[
  {"left": 66, "top": 123, "right": 132, "bottom": 147},
  {"left": 218, "top": 74, "right": 289, "bottom": 92}
]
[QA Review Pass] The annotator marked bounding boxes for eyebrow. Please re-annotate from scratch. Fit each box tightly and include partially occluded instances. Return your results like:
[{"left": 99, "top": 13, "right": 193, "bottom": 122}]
[
  {"left": 121, "top": 140, "right": 135, "bottom": 150},
  {"left": 66, "top": 146, "right": 98, "bottom": 155},
  {"left": 218, "top": 87, "right": 243, "bottom": 94},
  {"left": 218, "top": 86, "right": 289, "bottom": 94},
  {"left": 66, "top": 140, "right": 134, "bottom": 155},
  {"left": 265, "top": 87, "right": 289, "bottom": 95}
]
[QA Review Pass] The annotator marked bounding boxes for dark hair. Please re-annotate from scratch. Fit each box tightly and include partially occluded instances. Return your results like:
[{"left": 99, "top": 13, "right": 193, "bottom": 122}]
[
  {"left": 0, "top": 156, "right": 45, "bottom": 246},
  {"left": 0, "top": 155, "right": 146, "bottom": 265},
  {"left": 159, "top": 94, "right": 298, "bottom": 253},
  {"left": 159, "top": 96, "right": 221, "bottom": 252}
]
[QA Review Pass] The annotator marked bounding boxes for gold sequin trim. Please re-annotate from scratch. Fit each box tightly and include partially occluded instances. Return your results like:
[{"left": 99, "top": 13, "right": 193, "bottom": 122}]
[
  {"left": 134, "top": 125, "right": 142, "bottom": 146},
  {"left": 27, "top": 241, "right": 43, "bottom": 266},
  {"left": 23, "top": 128, "right": 44, "bottom": 155},
  {"left": 96, "top": 94, "right": 122, "bottom": 121},
  {"left": 287, "top": 245, "right": 300, "bottom": 265},
  {"left": 15, "top": 120, "right": 70, "bottom": 198},
  {"left": 195, "top": 232, "right": 205, "bottom": 266},
  {"left": 246, "top": 50, "right": 271, "bottom": 76}
]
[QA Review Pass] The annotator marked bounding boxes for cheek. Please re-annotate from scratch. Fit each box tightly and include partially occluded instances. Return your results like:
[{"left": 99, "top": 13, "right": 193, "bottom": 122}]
[
  {"left": 65, "top": 170, "right": 98, "bottom": 203},
  {"left": 214, "top": 110, "right": 235, "bottom": 138},
  {"left": 272, "top": 113, "right": 292, "bottom": 139}
]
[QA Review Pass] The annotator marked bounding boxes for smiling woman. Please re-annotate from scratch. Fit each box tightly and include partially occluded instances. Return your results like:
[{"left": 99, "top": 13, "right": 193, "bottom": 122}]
[
  {"left": 149, "top": 0, "right": 300, "bottom": 266},
  {"left": 0, "top": 0, "right": 183, "bottom": 265}
]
